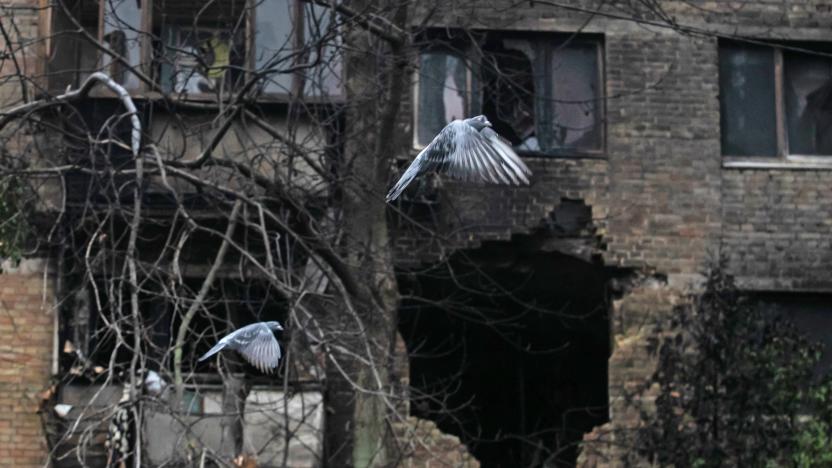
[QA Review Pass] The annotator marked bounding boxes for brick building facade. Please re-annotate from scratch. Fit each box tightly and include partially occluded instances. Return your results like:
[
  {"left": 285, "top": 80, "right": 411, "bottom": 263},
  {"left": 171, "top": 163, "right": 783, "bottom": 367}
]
[
  {"left": 1, "top": 0, "right": 832, "bottom": 466},
  {"left": 0, "top": 260, "right": 55, "bottom": 467}
]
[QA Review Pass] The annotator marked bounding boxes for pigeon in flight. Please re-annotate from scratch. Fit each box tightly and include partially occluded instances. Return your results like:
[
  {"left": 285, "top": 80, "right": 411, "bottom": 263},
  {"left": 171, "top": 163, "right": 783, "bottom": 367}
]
[
  {"left": 198, "top": 321, "right": 284, "bottom": 373},
  {"left": 386, "top": 115, "right": 531, "bottom": 202}
]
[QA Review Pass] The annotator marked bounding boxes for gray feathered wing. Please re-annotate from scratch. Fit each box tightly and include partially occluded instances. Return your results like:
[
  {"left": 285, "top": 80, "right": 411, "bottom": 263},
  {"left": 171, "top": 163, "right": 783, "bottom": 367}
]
[
  {"left": 198, "top": 322, "right": 282, "bottom": 373},
  {"left": 386, "top": 120, "right": 531, "bottom": 202}
]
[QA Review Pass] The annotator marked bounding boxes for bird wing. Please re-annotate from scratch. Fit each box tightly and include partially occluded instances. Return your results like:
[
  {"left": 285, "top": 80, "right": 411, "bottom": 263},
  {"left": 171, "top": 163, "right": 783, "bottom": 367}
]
[
  {"left": 228, "top": 323, "right": 282, "bottom": 373},
  {"left": 385, "top": 134, "right": 445, "bottom": 202},
  {"left": 442, "top": 121, "right": 531, "bottom": 186},
  {"left": 480, "top": 127, "right": 532, "bottom": 184},
  {"left": 385, "top": 120, "right": 480, "bottom": 201},
  {"left": 385, "top": 120, "right": 532, "bottom": 202}
]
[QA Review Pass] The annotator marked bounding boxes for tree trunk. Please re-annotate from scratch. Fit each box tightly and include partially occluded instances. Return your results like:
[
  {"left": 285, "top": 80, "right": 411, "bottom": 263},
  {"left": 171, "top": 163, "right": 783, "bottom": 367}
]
[
  {"left": 219, "top": 285, "right": 250, "bottom": 462},
  {"left": 324, "top": 1, "right": 409, "bottom": 467},
  {"left": 219, "top": 373, "right": 248, "bottom": 459}
]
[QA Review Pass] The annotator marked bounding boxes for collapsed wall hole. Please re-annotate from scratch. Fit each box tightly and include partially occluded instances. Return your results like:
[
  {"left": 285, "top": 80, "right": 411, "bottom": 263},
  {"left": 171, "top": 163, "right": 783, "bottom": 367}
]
[{"left": 398, "top": 235, "right": 614, "bottom": 467}]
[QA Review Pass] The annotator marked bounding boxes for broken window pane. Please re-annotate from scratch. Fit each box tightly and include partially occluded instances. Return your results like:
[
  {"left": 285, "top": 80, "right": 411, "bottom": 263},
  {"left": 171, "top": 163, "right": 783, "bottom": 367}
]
[
  {"left": 101, "top": 0, "right": 144, "bottom": 89},
  {"left": 548, "top": 43, "right": 601, "bottom": 151},
  {"left": 154, "top": 0, "right": 247, "bottom": 95},
  {"left": 479, "top": 35, "right": 603, "bottom": 155},
  {"left": 718, "top": 44, "right": 778, "bottom": 156},
  {"left": 301, "top": 1, "right": 343, "bottom": 98},
  {"left": 417, "top": 52, "right": 468, "bottom": 146},
  {"left": 784, "top": 51, "right": 832, "bottom": 155},
  {"left": 486, "top": 39, "right": 536, "bottom": 150},
  {"left": 254, "top": 0, "right": 295, "bottom": 95}
]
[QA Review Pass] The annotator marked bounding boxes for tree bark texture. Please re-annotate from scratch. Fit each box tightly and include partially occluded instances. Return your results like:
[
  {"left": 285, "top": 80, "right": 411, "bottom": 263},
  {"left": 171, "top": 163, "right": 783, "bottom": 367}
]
[{"left": 324, "top": 1, "right": 410, "bottom": 467}]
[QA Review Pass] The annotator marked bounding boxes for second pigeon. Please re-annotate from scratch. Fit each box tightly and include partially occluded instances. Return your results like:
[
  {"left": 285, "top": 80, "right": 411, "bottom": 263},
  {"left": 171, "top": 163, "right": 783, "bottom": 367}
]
[{"left": 198, "top": 321, "right": 284, "bottom": 374}]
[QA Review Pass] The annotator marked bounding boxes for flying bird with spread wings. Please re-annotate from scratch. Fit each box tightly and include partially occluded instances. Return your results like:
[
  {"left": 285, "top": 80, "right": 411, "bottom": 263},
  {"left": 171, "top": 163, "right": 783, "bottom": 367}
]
[
  {"left": 198, "top": 321, "right": 284, "bottom": 373},
  {"left": 386, "top": 115, "right": 532, "bottom": 202}
]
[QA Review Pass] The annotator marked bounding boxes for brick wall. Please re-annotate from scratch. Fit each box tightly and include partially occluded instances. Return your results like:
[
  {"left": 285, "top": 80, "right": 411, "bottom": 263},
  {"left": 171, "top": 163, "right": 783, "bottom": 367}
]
[
  {"left": 394, "top": 12, "right": 727, "bottom": 277},
  {"left": 723, "top": 169, "right": 832, "bottom": 291},
  {"left": 0, "top": 2, "right": 54, "bottom": 465},
  {"left": 391, "top": 158, "right": 608, "bottom": 266},
  {"left": 4, "top": 0, "right": 832, "bottom": 465},
  {"left": 0, "top": 259, "right": 55, "bottom": 468},
  {"left": 603, "top": 30, "right": 723, "bottom": 274},
  {"left": 394, "top": 417, "right": 480, "bottom": 468},
  {"left": 399, "top": 0, "right": 832, "bottom": 286},
  {"left": 395, "top": 1, "right": 832, "bottom": 465}
]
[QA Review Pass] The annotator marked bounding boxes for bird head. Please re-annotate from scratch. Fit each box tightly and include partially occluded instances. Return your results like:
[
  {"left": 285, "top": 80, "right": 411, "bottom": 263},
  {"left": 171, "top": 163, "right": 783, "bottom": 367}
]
[
  {"left": 266, "top": 321, "right": 284, "bottom": 331},
  {"left": 465, "top": 115, "right": 492, "bottom": 131}
]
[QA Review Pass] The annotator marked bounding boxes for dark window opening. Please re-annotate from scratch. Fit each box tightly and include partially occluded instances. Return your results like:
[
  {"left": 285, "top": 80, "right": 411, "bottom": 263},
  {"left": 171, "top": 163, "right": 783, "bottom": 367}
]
[
  {"left": 482, "top": 41, "right": 536, "bottom": 149},
  {"left": 399, "top": 241, "right": 611, "bottom": 467},
  {"left": 719, "top": 40, "right": 832, "bottom": 157},
  {"left": 718, "top": 43, "right": 778, "bottom": 156},
  {"left": 60, "top": 277, "right": 287, "bottom": 378},
  {"left": 59, "top": 98, "right": 148, "bottom": 204},
  {"left": 414, "top": 32, "right": 605, "bottom": 157},
  {"left": 784, "top": 50, "right": 832, "bottom": 155},
  {"left": 48, "top": 0, "right": 101, "bottom": 93},
  {"left": 754, "top": 293, "right": 832, "bottom": 377},
  {"left": 58, "top": 219, "right": 292, "bottom": 382}
]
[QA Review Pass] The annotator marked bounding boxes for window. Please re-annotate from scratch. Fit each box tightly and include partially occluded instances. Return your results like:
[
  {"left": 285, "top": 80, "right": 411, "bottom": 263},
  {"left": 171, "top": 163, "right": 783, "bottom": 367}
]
[
  {"left": 719, "top": 40, "right": 832, "bottom": 158},
  {"left": 252, "top": 0, "right": 343, "bottom": 98},
  {"left": 59, "top": 276, "right": 288, "bottom": 375},
  {"left": 47, "top": 0, "right": 101, "bottom": 92},
  {"left": 46, "top": 0, "right": 343, "bottom": 100},
  {"left": 101, "top": 0, "right": 147, "bottom": 90},
  {"left": 784, "top": 51, "right": 832, "bottom": 155},
  {"left": 415, "top": 52, "right": 470, "bottom": 146},
  {"left": 755, "top": 293, "right": 832, "bottom": 377},
  {"left": 413, "top": 33, "right": 605, "bottom": 157},
  {"left": 152, "top": 0, "right": 248, "bottom": 95}
]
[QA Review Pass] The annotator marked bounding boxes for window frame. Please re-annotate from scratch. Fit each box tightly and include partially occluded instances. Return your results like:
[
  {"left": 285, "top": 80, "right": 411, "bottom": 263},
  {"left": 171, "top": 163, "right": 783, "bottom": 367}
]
[
  {"left": 530, "top": 36, "right": 606, "bottom": 159},
  {"left": 411, "top": 45, "right": 477, "bottom": 151},
  {"left": 97, "top": 0, "right": 153, "bottom": 92},
  {"left": 46, "top": 0, "right": 344, "bottom": 102},
  {"left": 248, "top": 0, "right": 345, "bottom": 103},
  {"left": 44, "top": 0, "right": 107, "bottom": 93},
  {"left": 721, "top": 41, "right": 832, "bottom": 168},
  {"left": 411, "top": 31, "right": 606, "bottom": 159}
]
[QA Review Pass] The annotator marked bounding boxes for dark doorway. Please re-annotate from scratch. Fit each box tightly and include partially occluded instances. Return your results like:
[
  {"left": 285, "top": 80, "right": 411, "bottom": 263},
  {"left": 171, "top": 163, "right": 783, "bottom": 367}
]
[{"left": 398, "top": 240, "right": 611, "bottom": 467}]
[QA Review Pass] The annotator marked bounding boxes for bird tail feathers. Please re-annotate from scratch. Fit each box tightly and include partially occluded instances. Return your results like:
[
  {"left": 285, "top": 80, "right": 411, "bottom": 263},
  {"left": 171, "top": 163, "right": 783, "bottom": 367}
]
[
  {"left": 386, "top": 161, "right": 422, "bottom": 202},
  {"left": 197, "top": 341, "right": 227, "bottom": 362}
]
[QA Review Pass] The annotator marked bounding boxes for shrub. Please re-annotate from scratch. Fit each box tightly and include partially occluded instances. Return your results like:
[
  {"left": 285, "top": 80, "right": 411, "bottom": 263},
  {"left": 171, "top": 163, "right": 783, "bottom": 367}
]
[{"left": 635, "top": 266, "right": 832, "bottom": 467}]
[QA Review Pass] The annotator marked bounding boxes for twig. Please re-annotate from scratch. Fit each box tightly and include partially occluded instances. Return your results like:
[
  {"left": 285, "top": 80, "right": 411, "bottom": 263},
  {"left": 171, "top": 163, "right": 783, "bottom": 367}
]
[
  {"left": 1, "top": 72, "right": 141, "bottom": 156},
  {"left": 173, "top": 200, "right": 243, "bottom": 405}
]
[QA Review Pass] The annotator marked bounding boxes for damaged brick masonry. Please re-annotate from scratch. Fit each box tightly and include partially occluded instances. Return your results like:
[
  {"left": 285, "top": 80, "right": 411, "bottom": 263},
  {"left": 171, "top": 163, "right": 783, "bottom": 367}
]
[{"left": 3, "top": 0, "right": 832, "bottom": 467}]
